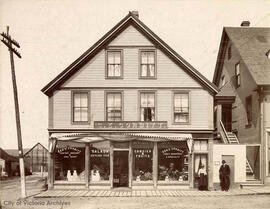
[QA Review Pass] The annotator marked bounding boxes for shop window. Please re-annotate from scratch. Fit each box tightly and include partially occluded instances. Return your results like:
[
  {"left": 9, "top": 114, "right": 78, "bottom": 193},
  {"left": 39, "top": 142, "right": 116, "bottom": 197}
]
[
  {"left": 90, "top": 141, "right": 110, "bottom": 182},
  {"left": 132, "top": 141, "right": 154, "bottom": 182},
  {"left": 72, "top": 92, "right": 89, "bottom": 123},
  {"left": 158, "top": 141, "right": 188, "bottom": 182},
  {"left": 106, "top": 92, "right": 122, "bottom": 121},
  {"left": 106, "top": 50, "right": 122, "bottom": 78},
  {"left": 140, "top": 92, "right": 155, "bottom": 121},
  {"left": 54, "top": 145, "right": 85, "bottom": 182},
  {"left": 140, "top": 50, "right": 156, "bottom": 78},
  {"left": 193, "top": 140, "right": 208, "bottom": 151},
  {"left": 173, "top": 93, "right": 189, "bottom": 123}
]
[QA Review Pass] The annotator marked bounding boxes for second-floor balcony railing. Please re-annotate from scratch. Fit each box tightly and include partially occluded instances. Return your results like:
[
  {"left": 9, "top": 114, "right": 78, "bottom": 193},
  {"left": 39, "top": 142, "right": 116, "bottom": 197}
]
[{"left": 94, "top": 121, "right": 168, "bottom": 129}]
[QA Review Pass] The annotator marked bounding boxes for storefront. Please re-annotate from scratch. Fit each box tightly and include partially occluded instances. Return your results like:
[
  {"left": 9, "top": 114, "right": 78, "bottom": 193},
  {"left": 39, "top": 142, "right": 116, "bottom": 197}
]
[{"left": 48, "top": 130, "right": 212, "bottom": 190}]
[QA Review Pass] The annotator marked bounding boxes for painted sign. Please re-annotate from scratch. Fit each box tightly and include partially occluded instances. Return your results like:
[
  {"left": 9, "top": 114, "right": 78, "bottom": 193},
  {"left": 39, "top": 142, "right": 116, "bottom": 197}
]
[
  {"left": 57, "top": 146, "right": 81, "bottom": 159},
  {"left": 134, "top": 149, "right": 152, "bottom": 158},
  {"left": 94, "top": 121, "right": 167, "bottom": 129},
  {"left": 161, "top": 147, "right": 184, "bottom": 159},
  {"left": 90, "top": 149, "right": 109, "bottom": 158}
]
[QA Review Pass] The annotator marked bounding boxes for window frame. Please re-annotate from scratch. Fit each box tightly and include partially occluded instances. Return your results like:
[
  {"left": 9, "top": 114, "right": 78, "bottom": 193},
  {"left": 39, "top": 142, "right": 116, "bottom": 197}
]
[
  {"left": 235, "top": 62, "right": 241, "bottom": 88},
  {"left": 138, "top": 91, "right": 157, "bottom": 122},
  {"left": 172, "top": 91, "right": 190, "bottom": 124},
  {"left": 105, "top": 49, "right": 123, "bottom": 79},
  {"left": 105, "top": 91, "right": 123, "bottom": 121},
  {"left": 139, "top": 49, "right": 157, "bottom": 79},
  {"left": 245, "top": 95, "right": 252, "bottom": 127},
  {"left": 71, "top": 90, "right": 91, "bottom": 124}
]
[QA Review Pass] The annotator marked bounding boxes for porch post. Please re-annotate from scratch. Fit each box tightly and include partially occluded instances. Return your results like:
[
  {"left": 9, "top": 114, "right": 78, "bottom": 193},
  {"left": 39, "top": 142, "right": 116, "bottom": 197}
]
[
  {"left": 48, "top": 152, "right": 54, "bottom": 189},
  {"left": 216, "top": 104, "right": 222, "bottom": 132},
  {"left": 208, "top": 137, "right": 214, "bottom": 190},
  {"left": 129, "top": 141, "right": 133, "bottom": 188},
  {"left": 153, "top": 142, "right": 158, "bottom": 188},
  {"left": 110, "top": 142, "right": 113, "bottom": 188},
  {"left": 189, "top": 153, "right": 194, "bottom": 188},
  {"left": 85, "top": 143, "right": 90, "bottom": 188}
]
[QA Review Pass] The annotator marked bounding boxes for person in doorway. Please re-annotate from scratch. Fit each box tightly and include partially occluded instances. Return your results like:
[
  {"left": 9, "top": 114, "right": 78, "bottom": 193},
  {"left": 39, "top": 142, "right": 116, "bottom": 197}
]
[
  {"left": 198, "top": 164, "right": 208, "bottom": 190},
  {"left": 219, "top": 160, "right": 230, "bottom": 191}
]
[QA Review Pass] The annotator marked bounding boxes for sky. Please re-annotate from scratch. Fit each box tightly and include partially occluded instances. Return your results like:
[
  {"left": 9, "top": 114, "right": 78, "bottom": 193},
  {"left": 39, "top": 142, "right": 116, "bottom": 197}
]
[{"left": 0, "top": 0, "right": 270, "bottom": 149}]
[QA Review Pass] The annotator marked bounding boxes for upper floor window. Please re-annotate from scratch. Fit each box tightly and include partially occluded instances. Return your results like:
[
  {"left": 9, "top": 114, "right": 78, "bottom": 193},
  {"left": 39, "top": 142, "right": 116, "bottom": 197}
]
[
  {"left": 235, "top": 63, "right": 241, "bottom": 87},
  {"left": 246, "top": 95, "right": 252, "bottom": 126},
  {"left": 106, "top": 50, "right": 122, "bottom": 78},
  {"left": 72, "top": 92, "right": 89, "bottom": 123},
  {"left": 140, "top": 92, "right": 155, "bottom": 121},
  {"left": 173, "top": 92, "right": 189, "bottom": 123},
  {"left": 228, "top": 46, "right": 232, "bottom": 60},
  {"left": 106, "top": 92, "right": 122, "bottom": 121},
  {"left": 140, "top": 50, "right": 156, "bottom": 78}
]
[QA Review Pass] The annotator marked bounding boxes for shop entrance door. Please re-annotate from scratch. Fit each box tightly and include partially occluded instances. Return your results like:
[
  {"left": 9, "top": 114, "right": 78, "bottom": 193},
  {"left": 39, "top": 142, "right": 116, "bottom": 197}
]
[{"left": 113, "top": 150, "right": 129, "bottom": 187}]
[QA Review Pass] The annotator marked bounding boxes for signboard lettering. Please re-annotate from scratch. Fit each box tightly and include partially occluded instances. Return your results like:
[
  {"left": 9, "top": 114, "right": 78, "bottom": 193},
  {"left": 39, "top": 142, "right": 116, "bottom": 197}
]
[{"left": 94, "top": 121, "right": 167, "bottom": 129}]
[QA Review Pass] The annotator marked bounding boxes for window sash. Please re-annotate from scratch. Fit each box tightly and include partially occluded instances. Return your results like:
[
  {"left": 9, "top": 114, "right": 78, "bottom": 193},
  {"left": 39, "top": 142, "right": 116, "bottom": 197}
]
[
  {"left": 140, "top": 93, "right": 155, "bottom": 121},
  {"left": 73, "top": 92, "right": 89, "bottom": 122},
  {"left": 107, "top": 51, "right": 121, "bottom": 77},
  {"left": 140, "top": 51, "right": 155, "bottom": 77},
  {"left": 174, "top": 93, "right": 189, "bottom": 123},
  {"left": 235, "top": 63, "right": 240, "bottom": 86},
  {"left": 106, "top": 93, "right": 122, "bottom": 121}
]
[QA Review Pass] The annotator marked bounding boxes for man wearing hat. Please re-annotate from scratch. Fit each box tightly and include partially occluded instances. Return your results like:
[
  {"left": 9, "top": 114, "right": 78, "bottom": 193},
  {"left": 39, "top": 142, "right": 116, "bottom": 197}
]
[{"left": 219, "top": 160, "right": 230, "bottom": 191}]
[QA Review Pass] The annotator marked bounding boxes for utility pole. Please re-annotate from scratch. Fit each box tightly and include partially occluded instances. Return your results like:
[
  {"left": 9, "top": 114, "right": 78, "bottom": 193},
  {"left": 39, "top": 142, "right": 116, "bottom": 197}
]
[{"left": 1, "top": 26, "right": 26, "bottom": 198}]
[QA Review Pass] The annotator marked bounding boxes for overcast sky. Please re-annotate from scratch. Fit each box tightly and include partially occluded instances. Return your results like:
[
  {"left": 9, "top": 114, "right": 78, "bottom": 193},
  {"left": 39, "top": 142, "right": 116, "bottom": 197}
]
[{"left": 0, "top": 0, "right": 270, "bottom": 149}]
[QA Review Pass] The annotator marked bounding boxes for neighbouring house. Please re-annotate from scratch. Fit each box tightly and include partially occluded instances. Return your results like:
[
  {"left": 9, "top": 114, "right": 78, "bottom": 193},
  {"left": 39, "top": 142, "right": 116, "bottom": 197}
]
[
  {"left": 213, "top": 21, "right": 270, "bottom": 186},
  {"left": 23, "top": 143, "right": 49, "bottom": 174},
  {"left": 42, "top": 11, "right": 218, "bottom": 190},
  {"left": 0, "top": 147, "right": 18, "bottom": 177}
]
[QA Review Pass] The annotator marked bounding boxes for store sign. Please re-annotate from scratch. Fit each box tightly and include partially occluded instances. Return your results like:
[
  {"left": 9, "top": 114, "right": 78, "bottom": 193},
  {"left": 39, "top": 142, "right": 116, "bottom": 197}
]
[
  {"left": 94, "top": 121, "right": 167, "bottom": 129},
  {"left": 134, "top": 149, "right": 152, "bottom": 158},
  {"left": 90, "top": 149, "right": 109, "bottom": 158},
  {"left": 162, "top": 147, "right": 184, "bottom": 159},
  {"left": 57, "top": 146, "right": 81, "bottom": 159}
]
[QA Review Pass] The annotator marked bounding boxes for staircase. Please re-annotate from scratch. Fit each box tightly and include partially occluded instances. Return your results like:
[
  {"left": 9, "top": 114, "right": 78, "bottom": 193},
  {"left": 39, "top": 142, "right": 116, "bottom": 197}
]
[{"left": 219, "top": 121, "right": 254, "bottom": 178}]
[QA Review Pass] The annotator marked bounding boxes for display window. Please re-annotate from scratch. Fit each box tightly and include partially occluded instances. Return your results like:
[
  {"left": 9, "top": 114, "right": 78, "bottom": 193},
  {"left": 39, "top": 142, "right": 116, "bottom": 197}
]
[
  {"left": 158, "top": 141, "right": 188, "bottom": 182},
  {"left": 54, "top": 145, "right": 85, "bottom": 182},
  {"left": 90, "top": 141, "right": 110, "bottom": 182},
  {"left": 132, "top": 141, "right": 153, "bottom": 182}
]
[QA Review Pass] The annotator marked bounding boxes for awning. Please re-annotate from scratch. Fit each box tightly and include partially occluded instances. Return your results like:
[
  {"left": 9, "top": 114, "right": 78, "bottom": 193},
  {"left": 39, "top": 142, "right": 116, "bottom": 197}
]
[{"left": 125, "top": 133, "right": 192, "bottom": 141}]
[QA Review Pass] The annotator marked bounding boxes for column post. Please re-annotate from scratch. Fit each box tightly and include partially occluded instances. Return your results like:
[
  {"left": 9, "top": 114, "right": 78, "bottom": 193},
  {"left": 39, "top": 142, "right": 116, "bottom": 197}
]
[
  {"left": 129, "top": 141, "right": 133, "bottom": 188},
  {"left": 48, "top": 152, "right": 54, "bottom": 189},
  {"left": 110, "top": 142, "right": 114, "bottom": 188},
  {"left": 85, "top": 143, "right": 90, "bottom": 189},
  {"left": 153, "top": 142, "right": 158, "bottom": 189},
  {"left": 208, "top": 137, "right": 214, "bottom": 190},
  {"left": 189, "top": 153, "right": 194, "bottom": 188}
]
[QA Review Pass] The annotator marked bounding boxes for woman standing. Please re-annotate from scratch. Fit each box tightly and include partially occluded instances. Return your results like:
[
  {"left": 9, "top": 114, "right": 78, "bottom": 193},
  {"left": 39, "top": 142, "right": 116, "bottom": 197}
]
[{"left": 198, "top": 164, "right": 208, "bottom": 191}]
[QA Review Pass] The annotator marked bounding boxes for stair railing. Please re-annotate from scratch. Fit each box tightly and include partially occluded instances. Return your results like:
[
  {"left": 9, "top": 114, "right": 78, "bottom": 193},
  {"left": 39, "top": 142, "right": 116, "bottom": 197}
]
[{"left": 219, "top": 120, "right": 229, "bottom": 144}]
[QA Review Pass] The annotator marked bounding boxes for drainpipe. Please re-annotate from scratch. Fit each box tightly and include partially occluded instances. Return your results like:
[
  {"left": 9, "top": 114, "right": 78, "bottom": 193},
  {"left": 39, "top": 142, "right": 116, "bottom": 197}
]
[{"left": 260, "top": 86, "right": 265, "bottom": 184}]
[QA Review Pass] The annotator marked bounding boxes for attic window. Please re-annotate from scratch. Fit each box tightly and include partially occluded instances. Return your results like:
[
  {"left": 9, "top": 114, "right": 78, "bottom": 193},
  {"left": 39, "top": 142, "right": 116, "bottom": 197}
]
[{"left": 266, "top": 50, "right": 270, "bottom": 59}]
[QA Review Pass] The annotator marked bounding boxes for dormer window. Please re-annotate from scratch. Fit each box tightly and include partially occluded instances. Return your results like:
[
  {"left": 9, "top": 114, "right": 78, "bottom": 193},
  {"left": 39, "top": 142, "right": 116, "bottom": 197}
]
[{"left": 235, "top": 62, "right": 240, "bottom": 88}]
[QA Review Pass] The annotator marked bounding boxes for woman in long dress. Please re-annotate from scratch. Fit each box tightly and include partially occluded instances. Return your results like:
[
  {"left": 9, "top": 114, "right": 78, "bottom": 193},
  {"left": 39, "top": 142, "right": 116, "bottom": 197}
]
[{"left": 198, "top": 164, "right": 208, "bottom": 191}]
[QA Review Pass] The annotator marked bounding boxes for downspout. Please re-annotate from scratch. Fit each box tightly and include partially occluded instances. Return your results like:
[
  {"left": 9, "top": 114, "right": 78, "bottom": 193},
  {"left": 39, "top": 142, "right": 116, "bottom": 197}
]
[{"left": 260, "top": 86, "right": 265, "bottom": 184}]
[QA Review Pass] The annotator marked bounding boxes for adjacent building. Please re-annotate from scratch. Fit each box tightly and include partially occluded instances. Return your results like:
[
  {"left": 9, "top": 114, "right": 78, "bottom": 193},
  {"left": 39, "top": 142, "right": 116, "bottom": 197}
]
[
  {"left": 42, "top": 11, "right": 218, "bottom": 190},
  {"left": 213, "top": 21, "right": 270, "bottom": 185}
]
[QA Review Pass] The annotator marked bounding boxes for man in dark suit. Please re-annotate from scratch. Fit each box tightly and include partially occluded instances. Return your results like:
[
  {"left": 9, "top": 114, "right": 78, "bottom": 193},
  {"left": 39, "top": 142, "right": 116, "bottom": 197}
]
[{"left": 219, "top": 160, "right": 230, "bottom": 191}]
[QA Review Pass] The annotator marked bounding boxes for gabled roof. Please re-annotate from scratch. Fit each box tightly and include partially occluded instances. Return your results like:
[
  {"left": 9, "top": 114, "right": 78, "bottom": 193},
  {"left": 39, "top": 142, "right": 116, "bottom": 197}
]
[
  {"left": 213, "top": 26, "right": 270, "bottom": 86},
  {"left": 0, "top": 148, "right": 18, "bottom": 162},
  {"left": 41, "top": 12, "right": 218, "bottom": 95},
  {"left": 5, "top": 148, "right": 30, "bottom": 157},
  {"left": 23, "top": 142, "right": 48, "bottom": 156}
]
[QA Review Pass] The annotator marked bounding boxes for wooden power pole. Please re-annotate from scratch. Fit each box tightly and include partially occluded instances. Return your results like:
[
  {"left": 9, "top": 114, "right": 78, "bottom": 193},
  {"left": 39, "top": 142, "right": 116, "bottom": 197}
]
[{"left": 1, "top": 26, "right": 26, "bottom": 198}]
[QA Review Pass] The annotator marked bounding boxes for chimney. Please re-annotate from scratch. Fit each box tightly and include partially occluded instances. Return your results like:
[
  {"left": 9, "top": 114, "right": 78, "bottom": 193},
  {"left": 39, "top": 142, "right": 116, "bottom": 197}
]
[
  {"left": 131, "top": 11, "right": 139, "bottom": 18},
  {"left": 241, "top": 21, "right": 250, "bottom": 27}
]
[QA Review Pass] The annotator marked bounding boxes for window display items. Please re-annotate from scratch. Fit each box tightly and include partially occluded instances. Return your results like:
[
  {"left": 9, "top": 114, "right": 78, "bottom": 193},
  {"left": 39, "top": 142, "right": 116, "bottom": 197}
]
[{"left": 133, "top": 149, "right": 153, "bottom": 181}]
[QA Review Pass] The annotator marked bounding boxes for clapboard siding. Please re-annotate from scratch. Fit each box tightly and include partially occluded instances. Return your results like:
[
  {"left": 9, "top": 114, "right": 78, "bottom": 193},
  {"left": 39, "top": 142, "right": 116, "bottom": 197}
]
[
  {"left": 52, "top": 89, "right": 213, "bottom": 130},
  {"left": 218, "top": 41, "right": 260, "bottom": 143},
  {"left": 62, "top": 48, "right": 200, "bottom": 88},
  {"left": 108, "top": 25, "right": 154, "bottom": 46}
]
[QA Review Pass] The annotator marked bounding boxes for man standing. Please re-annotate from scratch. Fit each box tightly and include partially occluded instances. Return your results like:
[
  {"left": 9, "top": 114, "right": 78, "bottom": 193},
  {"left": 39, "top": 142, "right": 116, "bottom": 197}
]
[{"left": 219, "top": 160, "right": 230, "bottom": 191}]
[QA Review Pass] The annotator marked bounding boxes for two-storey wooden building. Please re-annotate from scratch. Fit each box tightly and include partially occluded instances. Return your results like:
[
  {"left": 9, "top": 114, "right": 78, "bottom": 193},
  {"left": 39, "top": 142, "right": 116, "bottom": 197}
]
[
  {"left": 213, "top": 21, "right": 270, "bottom": 186},
  {"left": 42, "top": 11, "right": 218, "bottom": 190}
]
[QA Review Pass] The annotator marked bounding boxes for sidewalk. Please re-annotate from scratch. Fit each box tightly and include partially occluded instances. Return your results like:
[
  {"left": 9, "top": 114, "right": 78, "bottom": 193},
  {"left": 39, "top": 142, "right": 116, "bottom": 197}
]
[{"left": 34, "top": 186, "right": 270, "bottom": 198}]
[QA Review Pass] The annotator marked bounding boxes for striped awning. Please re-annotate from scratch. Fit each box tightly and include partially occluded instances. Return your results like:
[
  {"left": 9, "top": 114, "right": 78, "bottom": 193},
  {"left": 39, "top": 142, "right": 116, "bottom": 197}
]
[{"left": 125, "top": 133, "right": 192, "bottom": 141}]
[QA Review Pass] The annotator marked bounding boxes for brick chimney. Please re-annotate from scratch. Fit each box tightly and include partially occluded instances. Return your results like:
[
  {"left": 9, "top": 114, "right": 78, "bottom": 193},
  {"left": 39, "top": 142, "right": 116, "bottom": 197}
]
[
  {"left": 131, "top": 11, "right": 139, "bottom": 18},
  {"left": 241, "top": 21, "right": 250, "bottom": 27}
]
